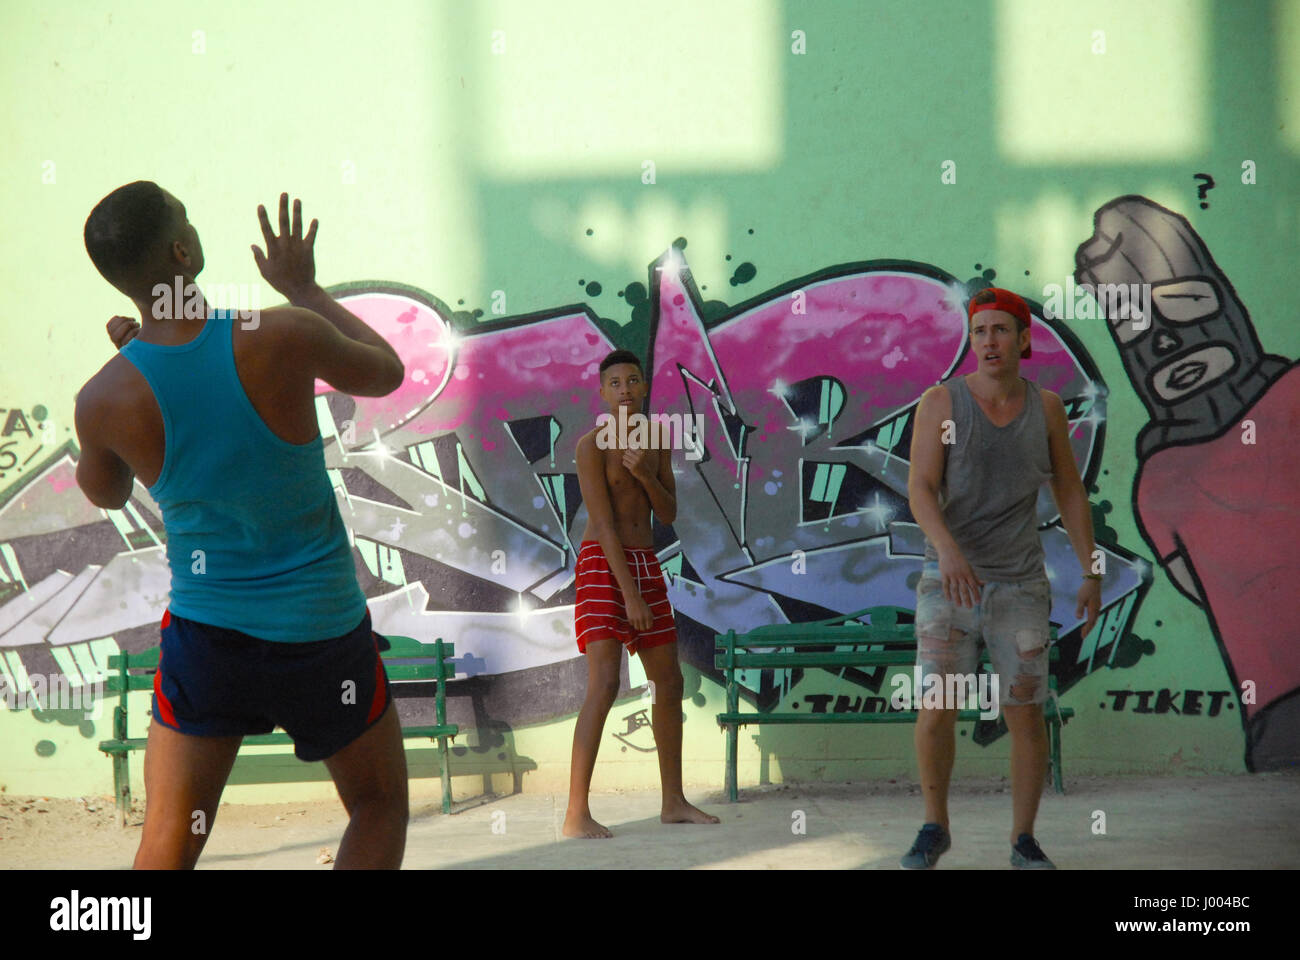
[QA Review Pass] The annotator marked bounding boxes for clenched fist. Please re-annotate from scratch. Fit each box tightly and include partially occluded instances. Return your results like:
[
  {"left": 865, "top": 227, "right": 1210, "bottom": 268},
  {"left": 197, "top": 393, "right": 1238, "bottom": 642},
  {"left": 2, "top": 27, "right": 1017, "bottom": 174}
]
[{"left": 107, "top": 315, "right": 140, "bottom": 350}]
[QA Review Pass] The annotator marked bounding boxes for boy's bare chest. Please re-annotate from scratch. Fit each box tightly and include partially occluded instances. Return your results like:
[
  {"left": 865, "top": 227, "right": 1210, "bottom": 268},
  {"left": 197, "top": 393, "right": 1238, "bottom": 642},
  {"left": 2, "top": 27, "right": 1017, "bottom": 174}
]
[{"left": 602, "top": 445, "right": 660, "bottom": 493}]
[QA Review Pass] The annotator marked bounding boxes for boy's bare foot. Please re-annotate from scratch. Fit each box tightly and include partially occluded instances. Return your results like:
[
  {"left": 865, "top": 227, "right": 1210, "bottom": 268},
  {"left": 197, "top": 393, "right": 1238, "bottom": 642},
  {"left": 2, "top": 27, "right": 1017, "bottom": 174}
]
[
  {"left": 661, "top": 798, "right": 720, "bottom": 825},
  {"left": 562, "top": 811, "right": 613, "bottom": 839}
]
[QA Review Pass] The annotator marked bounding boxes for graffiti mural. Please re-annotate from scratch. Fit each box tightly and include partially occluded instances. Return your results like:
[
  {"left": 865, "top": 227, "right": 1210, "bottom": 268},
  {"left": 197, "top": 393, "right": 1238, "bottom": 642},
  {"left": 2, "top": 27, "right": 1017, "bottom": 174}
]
[
  {"left": 5, "top": 195, "right": 1285, "bottom": 771},
  {"left": 1075, "top": 196, "right": 1300, "bottom": 771}
]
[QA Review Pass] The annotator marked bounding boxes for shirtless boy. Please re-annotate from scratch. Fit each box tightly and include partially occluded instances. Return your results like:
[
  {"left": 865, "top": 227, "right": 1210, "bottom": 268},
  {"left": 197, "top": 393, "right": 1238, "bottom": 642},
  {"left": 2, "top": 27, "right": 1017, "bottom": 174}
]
[{"left": 562, "top": 350, "right": 720, "bottom": 838}]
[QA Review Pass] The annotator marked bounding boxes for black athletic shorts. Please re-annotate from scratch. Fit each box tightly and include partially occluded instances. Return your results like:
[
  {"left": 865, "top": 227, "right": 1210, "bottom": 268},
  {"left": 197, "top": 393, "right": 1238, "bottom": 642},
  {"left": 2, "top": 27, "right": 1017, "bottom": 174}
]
[{"left": 151, "top": 606, "right": 393, "bottom": 762}]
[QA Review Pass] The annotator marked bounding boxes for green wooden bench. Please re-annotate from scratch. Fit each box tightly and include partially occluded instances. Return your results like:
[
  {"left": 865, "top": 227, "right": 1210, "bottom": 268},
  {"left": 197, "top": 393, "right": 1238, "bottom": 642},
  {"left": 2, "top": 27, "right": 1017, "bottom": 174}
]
[
  {"left": 98, "top": 635, "right": 458, "bottom": 826},
  {"left": 715, "top": 605, "right": 1074, "bottom": 801}
]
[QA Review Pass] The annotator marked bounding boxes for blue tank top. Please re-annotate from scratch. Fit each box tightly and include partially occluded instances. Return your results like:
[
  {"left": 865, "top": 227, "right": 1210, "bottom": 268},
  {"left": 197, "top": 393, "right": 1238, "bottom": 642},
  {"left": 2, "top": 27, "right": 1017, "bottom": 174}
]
[{"left": 120, "top": 312, "right": 367, "bottom": 642}]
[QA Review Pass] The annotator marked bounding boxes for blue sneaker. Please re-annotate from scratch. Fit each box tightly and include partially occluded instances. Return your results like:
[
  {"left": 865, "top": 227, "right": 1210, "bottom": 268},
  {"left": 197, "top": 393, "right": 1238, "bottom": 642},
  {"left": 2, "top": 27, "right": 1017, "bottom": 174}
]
[
  {"left": 1010, "top": 833, "right": 1056, "bottom": 869},
  {"left": 900, "top": 823, "right": 951, "bottom": 869}
]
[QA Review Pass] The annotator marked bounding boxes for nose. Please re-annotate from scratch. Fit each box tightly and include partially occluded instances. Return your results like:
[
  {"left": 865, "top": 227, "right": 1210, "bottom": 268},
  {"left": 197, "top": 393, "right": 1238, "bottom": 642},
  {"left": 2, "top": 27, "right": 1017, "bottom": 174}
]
[{"left": 1152, "top": 329, "right": 1182, "bottom": 356}]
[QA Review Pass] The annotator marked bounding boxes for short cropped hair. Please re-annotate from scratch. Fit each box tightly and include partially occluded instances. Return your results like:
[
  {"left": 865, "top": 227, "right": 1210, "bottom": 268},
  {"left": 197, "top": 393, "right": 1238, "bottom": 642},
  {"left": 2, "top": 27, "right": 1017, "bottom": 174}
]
[
  {"left": 84, "top": 181, "right": 173, "bottom": 288},
  {"left": 599, "top": 349, "right": 643, "bottom": 381}
]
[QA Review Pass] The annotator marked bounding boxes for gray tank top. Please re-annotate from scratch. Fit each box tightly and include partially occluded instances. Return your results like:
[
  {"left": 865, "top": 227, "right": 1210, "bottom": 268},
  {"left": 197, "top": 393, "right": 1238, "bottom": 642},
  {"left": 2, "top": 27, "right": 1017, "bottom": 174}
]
[{"left": 922, "top": 376, "right": 1052, "bottom": 582}]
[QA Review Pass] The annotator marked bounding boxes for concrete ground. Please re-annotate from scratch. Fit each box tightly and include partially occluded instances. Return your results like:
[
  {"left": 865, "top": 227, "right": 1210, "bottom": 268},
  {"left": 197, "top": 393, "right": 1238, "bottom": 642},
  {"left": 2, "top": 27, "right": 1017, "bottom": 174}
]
[{"left": 5, "top": 772, "right": 1298, "bottom": 869}]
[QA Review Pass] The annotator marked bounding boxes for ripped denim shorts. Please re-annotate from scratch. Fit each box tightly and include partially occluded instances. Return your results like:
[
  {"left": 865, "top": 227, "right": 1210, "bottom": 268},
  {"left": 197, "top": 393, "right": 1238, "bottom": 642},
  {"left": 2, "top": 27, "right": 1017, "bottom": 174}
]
[{"left": 914, "top": 560, "right": 1053, "bottom": 708}]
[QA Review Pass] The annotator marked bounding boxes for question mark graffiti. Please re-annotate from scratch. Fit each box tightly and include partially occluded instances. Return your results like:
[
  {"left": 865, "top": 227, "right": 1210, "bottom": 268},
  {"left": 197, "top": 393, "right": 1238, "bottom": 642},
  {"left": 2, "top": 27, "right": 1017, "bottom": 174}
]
[{"left": 1193, "top": 173, "right": 1215, "bottom": 209}]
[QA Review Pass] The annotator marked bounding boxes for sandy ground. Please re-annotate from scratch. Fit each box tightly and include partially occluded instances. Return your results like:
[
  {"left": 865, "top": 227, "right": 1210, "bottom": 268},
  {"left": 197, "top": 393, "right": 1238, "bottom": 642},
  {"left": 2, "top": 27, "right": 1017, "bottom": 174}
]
[{"left": 4, "top": 772, "right": 1298, "bottom": 869}]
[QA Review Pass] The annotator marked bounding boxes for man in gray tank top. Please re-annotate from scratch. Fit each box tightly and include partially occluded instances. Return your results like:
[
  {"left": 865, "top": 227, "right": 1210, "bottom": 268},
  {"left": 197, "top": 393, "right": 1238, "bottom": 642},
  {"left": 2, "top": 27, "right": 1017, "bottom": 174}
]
[{"left": 901, "top": 287, "right": 1101, "bottom": 869}]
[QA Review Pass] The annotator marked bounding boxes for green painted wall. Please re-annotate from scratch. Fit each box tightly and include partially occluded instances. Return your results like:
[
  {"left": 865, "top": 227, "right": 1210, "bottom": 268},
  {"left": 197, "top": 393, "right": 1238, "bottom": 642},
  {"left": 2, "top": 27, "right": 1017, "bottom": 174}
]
[{"left": 2, "top": 0, "right": 1297, "bottom": 802}]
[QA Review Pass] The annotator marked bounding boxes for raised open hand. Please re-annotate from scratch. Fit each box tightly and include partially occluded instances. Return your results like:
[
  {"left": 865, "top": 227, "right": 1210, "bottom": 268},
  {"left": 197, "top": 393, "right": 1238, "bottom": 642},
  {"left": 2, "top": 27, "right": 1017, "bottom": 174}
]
[{"left": 251, "top": 192, "right": 319, "bottom": 300}]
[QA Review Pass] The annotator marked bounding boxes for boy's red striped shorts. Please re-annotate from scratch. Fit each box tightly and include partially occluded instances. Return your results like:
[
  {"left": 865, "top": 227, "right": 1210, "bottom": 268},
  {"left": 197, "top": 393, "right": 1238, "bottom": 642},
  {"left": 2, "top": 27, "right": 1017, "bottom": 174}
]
[{"left": 574, "top": 540, "right": 677, "bottom": 655}]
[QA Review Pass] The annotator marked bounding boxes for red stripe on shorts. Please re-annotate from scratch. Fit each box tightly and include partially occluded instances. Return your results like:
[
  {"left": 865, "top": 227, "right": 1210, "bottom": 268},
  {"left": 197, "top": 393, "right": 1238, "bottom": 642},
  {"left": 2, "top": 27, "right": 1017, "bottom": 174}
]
[
  {"left": 153, "top": 650, "right": 178, "bottom": 728},
  {"left": 366, "top": 634, "right": 387, "bottom": 723},
  {"left": 153, "top": 607, "right": 178, "bottom": 727}
]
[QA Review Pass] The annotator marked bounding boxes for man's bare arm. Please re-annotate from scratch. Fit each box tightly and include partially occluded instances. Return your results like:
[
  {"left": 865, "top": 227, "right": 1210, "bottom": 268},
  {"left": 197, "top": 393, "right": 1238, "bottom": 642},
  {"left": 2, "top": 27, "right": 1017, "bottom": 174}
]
[
  {"left": 1045, "top": 390, "right": 1101, "bottom": 638},
  {"left": 907, "top": 386, "right": 959, "bottom": 556},
  {"left": 284, "top": 307, "right": 404, "bottom": 397},
  {"left": 908, "top": 385, "right": 985, "bottom": 607},
  {"left": 73, "top": 388, "right": 134, "bottom": 509},
  {"left": 288, "top": 284, "right": 402, "bottom": 367},
  {"left": 1044, "top": 392, "right": 1098, "bottom": 573}
]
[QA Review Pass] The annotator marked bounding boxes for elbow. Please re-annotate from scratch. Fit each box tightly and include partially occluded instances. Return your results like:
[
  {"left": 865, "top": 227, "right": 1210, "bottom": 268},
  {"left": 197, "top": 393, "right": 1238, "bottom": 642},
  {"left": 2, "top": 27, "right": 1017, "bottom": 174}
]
[
  {"left": 98, "top": 485, "right": 133, "bottom": 513},
  {"left": 77, "top": 484, "right": 123, "bottom": 512},
  {"left": 75, "top": 468, "right": 132, "bottom": 511},
  {"left": 383, "top": 358, "right": 406, "bottom": 395},
  {"left": 906, "top": 480, "right": 930, "bottom": 513},
  {"left": 112, "top": 481, "right": 134, "bottom": 510},
  {"left": 1053, "top": 478, "right": 1087, "bottom": 510},
  {"left": 73, "top": 465, "right": 101, "bottom": 509}
]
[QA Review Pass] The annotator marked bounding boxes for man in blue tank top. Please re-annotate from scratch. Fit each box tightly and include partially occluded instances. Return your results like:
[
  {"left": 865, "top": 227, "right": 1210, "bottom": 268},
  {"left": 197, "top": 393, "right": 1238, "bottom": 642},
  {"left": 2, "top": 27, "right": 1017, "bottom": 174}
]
[
  {"left": 902, "top": 287, "right": 1101, "bottom": 869},
  {"left": 76, "top": 183, "right": 408, "bottom": 868}
]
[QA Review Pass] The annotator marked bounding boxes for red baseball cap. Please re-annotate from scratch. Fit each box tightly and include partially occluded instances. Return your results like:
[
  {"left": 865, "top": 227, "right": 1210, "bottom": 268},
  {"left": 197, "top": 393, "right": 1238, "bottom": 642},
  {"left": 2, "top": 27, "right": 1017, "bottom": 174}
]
[{"left": 968, "top": 287, "right": 1032, "bottom": 359}]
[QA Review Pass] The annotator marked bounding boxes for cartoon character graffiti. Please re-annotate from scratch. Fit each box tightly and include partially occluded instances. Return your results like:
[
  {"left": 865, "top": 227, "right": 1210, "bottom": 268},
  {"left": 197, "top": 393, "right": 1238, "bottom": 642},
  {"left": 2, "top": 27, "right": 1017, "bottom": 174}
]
[{"left": 1075, "top": 195, "right": 1300, "bottom": 770}]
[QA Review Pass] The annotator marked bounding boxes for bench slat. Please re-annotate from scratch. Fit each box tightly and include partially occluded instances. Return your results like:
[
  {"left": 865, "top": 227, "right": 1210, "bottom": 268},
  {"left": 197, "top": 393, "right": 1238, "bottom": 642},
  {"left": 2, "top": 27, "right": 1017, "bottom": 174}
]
[
  {"left": 717, "top": 706, "right": 1074, "bottom": 724},
  {"left": 714, "top": 648, "right": 1061, "bottom": 670},
  {"left": 99, "top": 633, "right": 459, "bottom": 822},
  {"left": 737, "top": 627, "right": 916, "bottom": 644},
  {"left": 239, "top": 726, "right": 458, "bottom": 747},
  {"left": 715, "top": 610, "right": 1071, "bottom": 801},
  {"left": 100, "top": 724, "right": 459, "bottom": 753}
]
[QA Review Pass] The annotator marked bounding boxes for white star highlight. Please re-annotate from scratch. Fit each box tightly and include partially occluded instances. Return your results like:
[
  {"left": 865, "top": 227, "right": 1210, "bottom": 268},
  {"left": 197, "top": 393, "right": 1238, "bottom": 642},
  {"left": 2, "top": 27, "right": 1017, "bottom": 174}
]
[
  {"left": 349, "top": 429, "right": 400, "bottom": 473},
  {"left": 768, "top": 378, "right": 792, "bottom": 400},
  {"left": 860, "top": 491, "right": 895, "bottom": 528},
  {"left": 654, "top": 248, "right": 685, "bottom": 282}
]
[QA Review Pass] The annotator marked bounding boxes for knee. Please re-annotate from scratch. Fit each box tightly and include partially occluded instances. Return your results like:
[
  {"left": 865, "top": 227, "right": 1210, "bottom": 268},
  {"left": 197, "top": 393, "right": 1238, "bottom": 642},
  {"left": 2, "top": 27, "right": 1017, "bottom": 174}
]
[
  {"left": 1008, "top": 680, "right": 1042, "bottom": 705},
  {"left": 353, "top": 785, "right": 409, "bottom": 825},
  {"left": 1003, "top": 703, "right": 1045, "bottom": 736},
  {"left": 916, "top": 708, "right": 957, "bottom": 733},
  {"left": 1007, "top": 632, "right": 1049, "bottom": 704},
  {"left": 588, "top": 675, "right": 621, "bottom": 709},
  {"left": 342, "top": 757, "right": 410, "bottom": 821},
  {"left": 649, "top": 670, "right": 683, "bottom": 704}
]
